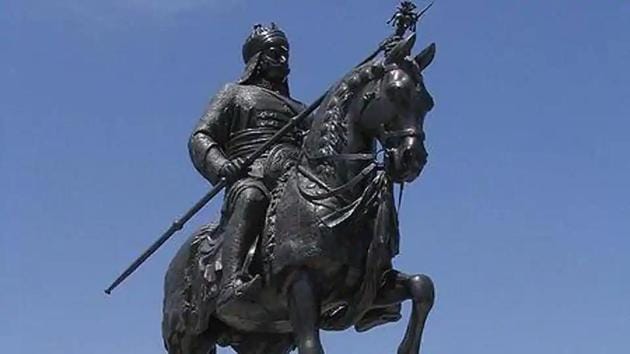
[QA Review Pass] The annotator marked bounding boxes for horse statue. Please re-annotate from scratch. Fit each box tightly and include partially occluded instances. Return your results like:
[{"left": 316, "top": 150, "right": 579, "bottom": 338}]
[{"left": 163, "top": 33, "right": 436, "bottom": 354}]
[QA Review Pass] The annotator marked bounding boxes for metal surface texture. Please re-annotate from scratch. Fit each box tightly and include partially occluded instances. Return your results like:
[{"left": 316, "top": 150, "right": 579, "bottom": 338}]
[{"left": 108, "top": 2, "right": 440, "bottom": 353}]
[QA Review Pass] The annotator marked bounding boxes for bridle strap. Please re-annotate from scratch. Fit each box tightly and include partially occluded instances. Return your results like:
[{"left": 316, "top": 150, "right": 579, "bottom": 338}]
[
  {"left": 297, "top": 162, "right": 377, "bottom": 201},
  {"left": 302, "top": 147, "right": 377, "bottom": 163},
  {"left": 296, "top": 165, "right": 352, "bottom": 204},
  {"left": 380, "top": 128, "right": 423, "bottom": 141},
  {"left": 397, "top": 182, "right": 405, "bottom": 213},
  {"left": 310, "top": 153, "right": 376, "bottom": 162}
]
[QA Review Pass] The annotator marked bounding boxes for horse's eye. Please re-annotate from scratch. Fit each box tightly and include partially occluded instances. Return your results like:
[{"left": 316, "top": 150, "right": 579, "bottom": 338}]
[{"left": 386, "top": 82, "right": 412, "bottom": 105}]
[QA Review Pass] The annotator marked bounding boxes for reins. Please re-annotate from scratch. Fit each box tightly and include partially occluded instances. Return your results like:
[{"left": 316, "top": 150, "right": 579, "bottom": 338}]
[
  {"left": 297, "top": 152, "right": 378, "bottom": 202},
  {"left": 297, "top": 150, "right": 408, "bottom": 220},
  {"left": 397, "top": 182, "right": 405, "bottom": 214}
]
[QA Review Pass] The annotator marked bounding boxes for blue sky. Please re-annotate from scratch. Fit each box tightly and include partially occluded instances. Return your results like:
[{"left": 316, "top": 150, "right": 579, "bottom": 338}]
[{"left": 1, "top": 1, "right": 629, "bottom": 353}]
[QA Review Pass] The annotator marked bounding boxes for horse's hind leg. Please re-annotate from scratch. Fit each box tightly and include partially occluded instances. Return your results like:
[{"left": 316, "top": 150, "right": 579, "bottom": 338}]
[
  {"left": 287, "top": 269, "right": 325, "bottom": 354},
  {"left": 372, "top": 272, "right": 435, "bottom": 354},
  {"left": 167, "top": 331, "right": 216, "bottom": 354},
  {"left": 233, "top": 333, "right": 294, "bottom": 354}
]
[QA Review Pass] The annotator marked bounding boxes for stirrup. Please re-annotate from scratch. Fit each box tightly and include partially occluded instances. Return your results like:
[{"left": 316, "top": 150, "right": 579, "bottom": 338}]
[
  {"left": 217, "top": 274, "right": 263, "bottom": 307},
  {"left": 234, "top": 274, "right": 263, "bottom": 297}
]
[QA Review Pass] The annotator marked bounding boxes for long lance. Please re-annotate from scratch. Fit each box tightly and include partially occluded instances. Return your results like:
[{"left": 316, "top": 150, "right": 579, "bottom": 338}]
[{"left": 103, "top": 36, "right": 395, "bottom": 295}]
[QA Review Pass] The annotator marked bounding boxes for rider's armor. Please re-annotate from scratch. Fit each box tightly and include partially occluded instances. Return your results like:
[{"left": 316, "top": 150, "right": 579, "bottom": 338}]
[{"left": 189, "top": 83, "right": 306, "bottom": 185}]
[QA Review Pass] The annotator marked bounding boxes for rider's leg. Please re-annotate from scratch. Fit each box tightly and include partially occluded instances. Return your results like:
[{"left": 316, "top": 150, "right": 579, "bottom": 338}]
[
  {"left": 220, "top": 185, "right": 268, "bottom": 299},
  {"left": 287, "top": 270, "right": 325, "bottom": 354}
]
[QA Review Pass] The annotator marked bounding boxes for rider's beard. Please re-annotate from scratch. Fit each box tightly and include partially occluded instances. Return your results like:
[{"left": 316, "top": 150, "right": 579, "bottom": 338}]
[
  {"left": 259, "top": 55, "right": 290, "bottom": 82},
  {"left": 256, "top": 60, "right": 290, "bottom": 95},
  {"left": 264, "top": 65, "right": 290, "bottom": 83}
]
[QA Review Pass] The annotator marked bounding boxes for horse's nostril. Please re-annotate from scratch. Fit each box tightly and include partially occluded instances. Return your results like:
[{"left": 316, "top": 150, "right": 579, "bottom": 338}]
[{"left": 403, "top": 149, "right": 414, "bottom": 163}]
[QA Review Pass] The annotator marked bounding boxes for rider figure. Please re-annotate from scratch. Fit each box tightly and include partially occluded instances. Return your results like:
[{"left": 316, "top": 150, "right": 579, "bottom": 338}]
[{"left": 188, "top": 23, "right": 307, "bottom": 305}]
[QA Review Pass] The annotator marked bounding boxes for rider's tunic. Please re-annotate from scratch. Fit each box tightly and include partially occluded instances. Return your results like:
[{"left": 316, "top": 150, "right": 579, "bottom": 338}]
[{"left": 189, "top": 83, "right": 307, "bottom": 212}]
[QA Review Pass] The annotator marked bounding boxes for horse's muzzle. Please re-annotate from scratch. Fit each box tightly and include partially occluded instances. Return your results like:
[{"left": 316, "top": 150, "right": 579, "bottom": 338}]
[{"left": 387, "top": 137, "right": 427, "bottom": 183}]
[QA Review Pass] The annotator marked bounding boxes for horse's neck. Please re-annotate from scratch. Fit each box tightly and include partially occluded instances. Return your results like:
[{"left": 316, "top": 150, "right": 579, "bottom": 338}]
[
  {"left": 302, "top": 115, "right": 375, "bottom": 188},
  {"left": 301, "top": 66, "right": 378, "bottom": 187}
]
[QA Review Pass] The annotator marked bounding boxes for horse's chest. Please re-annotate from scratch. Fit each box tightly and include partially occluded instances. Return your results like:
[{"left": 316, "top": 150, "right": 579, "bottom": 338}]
[{"left": 264, "top": 175, "right": 371, "bottom": 279}]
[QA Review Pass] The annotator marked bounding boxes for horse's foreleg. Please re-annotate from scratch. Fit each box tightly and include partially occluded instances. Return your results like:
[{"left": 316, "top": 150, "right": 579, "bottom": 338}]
[
  {"left": 372, "top": 272, "right": 434, "bottom": 354},
  {"left": 287, "top": 269, "right": 325, "bottom": 354},
  {"left": 397, "top": 273, "right": 435, "bottom": 354}
]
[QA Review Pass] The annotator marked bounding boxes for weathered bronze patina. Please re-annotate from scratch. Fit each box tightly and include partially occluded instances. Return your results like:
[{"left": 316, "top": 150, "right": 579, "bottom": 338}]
[
  {"left": 164, "top": 6, "right": 437, "bottom": 354},
  {"left": 107, "top": 3, "right": 438, "bottom": 354}
]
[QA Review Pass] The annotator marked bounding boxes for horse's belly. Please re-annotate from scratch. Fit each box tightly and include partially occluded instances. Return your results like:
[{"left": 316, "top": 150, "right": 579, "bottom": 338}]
[{"left": 215, "top": 289, "right": 294, "bottom": 333}]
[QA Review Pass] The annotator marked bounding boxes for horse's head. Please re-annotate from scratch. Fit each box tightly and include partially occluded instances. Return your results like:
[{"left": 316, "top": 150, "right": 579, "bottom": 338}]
[{"left": 357, "top": 33, "right": 435, "bottom": 183}]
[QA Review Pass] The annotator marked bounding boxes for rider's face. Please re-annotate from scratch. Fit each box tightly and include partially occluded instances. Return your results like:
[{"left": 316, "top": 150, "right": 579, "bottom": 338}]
[{"left": 260, "top": 44, "right": 290, "bottom": 81}]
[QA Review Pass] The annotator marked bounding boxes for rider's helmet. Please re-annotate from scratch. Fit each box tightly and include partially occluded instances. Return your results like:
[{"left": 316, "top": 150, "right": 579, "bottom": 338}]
[{"left": 239, "top": 23, "right": 290, "bottom": 85}]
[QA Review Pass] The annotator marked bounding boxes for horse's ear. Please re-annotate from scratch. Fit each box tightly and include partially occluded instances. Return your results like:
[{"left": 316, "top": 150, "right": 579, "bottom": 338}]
[
  {"left": 385, "top": 33, "right": 417, "bottom": 65},
  {"left": 414, "top": 42, "right": 436, "bottom": 72}
]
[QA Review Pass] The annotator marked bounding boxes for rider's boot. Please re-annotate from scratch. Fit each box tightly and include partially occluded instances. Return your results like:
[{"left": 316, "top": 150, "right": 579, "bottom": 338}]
[{"left": 216, "top": 187, "right": 267, "bottom": 308}]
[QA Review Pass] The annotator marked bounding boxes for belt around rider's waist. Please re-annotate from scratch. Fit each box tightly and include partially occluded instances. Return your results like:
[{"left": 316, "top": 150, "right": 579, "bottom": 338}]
[{"left": 226, "top": 127, "right": 297, "bottom": 160}]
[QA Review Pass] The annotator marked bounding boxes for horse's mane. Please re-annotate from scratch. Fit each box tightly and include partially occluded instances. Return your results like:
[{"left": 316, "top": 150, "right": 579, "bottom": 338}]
[{"left": 304, "top": 60, "right": 384, "bottom": 176}]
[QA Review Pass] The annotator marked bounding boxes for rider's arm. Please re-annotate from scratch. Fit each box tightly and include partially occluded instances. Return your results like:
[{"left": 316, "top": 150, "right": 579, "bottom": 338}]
[{"left": 189, "top": 83, "right": 237, "bottom": 185}]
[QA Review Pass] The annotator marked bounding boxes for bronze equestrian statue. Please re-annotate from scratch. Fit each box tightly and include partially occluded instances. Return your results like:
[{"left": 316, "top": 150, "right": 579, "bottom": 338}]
[
  {"left": 162, "top": 21, "right": 438, "bottom": 353},
  {"left": 103, "top": 3, "right": 439, "bottom": 353}
]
